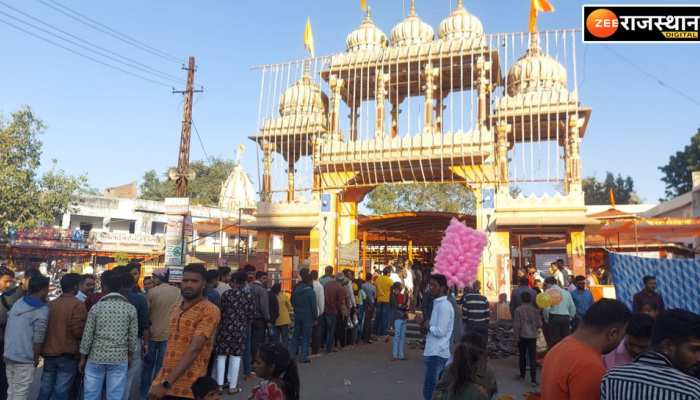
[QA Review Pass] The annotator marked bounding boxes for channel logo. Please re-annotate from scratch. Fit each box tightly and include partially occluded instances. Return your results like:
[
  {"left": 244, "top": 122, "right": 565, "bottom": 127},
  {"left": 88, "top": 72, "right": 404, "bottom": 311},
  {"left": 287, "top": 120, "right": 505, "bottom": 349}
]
[{"left": 583, "top": 5, "right": 700, "bottom": 43}]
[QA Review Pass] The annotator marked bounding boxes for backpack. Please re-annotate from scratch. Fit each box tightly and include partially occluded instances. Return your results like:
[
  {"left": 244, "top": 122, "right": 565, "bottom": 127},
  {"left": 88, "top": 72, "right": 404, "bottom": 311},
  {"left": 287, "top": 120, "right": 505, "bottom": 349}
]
[{"left": 268, "top": 291, "right": 279, "bottom": 323}]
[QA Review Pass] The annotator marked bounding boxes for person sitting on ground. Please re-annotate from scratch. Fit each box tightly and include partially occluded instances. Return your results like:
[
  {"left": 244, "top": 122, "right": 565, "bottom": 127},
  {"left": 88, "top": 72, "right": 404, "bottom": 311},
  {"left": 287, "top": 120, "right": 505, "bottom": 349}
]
[
  {"left": 250, "top": 343, "right": 300, "bottom": 400},
  {"left": 601, "top": 309, "right": 700, "bottom": 399},
  {"left": 603, "top": 313, "right": 654, "bottom": 370},
  {"left": 433, "top": 333, "right": 496, "bottom": 400},
  {"left": 512, "top": 291, "right": 542, "bottom": 387},
  {"left": 541, "top": 298, "right": 631, "bottom": 400},
  {"left": 191, "top": 376, "right": 220, "bottom": 400}
]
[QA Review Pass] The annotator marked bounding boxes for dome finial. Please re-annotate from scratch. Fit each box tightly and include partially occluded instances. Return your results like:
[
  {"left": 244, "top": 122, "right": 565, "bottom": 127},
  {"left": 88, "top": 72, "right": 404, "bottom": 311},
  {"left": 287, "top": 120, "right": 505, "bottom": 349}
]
[
  {"left": 456, "top": 0, "right": 464, "bottom": 9},
  {"left": 528, "top": 32, "right": 542, "bottom": 54},
  {"left": 365, "top": 5, "right": 372, "bottom": 21},
  {"left": 409, "top": 0, "right": 416, "bottom": 16}
]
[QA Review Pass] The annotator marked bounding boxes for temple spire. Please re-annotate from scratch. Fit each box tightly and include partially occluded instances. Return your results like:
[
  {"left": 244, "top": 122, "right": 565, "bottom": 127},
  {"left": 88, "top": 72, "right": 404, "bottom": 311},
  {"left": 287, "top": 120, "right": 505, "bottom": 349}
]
[{"left": 409, "top": 0, "right": 416, "bottom": 16}]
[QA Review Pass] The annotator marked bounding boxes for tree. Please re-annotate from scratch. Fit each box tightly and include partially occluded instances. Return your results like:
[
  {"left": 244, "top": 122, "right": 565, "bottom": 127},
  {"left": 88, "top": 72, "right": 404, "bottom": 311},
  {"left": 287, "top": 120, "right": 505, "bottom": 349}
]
[
  {"left": 582, "top": 172, "right": 640, "bottom": 205},
  {"left": 364, "top": 183, "right": 476, "bottom": 214},
  {"left": 0, "top": 107, "right": 87, "bottom": 232},
  {"left": 139, "top": 158, "right": 236, "bottom": 206},
  {"left": 659, "top": 129, "right": 700, "bottom": 199}
]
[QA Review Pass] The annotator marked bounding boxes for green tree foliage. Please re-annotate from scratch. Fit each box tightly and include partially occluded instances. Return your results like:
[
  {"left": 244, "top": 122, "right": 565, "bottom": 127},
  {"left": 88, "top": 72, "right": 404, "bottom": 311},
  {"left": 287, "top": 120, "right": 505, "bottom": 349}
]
[
  {"left": 0, "top": 107, "right": 86, "bottom": 232},
  {"left": 364, "top": 183, "right": 476, "bottom": 214},
  {"left": 582, "top": 172, "right": 640, "bottom": 205},
  {"left": 139, "top": 158, "right": 236, "bottom": 206},
  {"left": 658, "top": 129, "right": 700, "bottom": 200}
]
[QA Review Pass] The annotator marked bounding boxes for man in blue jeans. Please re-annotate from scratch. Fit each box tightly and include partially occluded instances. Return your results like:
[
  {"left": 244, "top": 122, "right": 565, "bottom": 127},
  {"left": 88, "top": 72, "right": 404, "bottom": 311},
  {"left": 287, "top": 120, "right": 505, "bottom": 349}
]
[
  {"left": 79, "top": 269, "right": 138, "bottom": 400},
  {"left": 422, "top": 274, "right": 454, "bottom": 400},
  {"left": 290, "top": 269, "right": 317, "bottom": 363},
  {"left": 39, "top": 273, "right": 87, "bottom": 400}
]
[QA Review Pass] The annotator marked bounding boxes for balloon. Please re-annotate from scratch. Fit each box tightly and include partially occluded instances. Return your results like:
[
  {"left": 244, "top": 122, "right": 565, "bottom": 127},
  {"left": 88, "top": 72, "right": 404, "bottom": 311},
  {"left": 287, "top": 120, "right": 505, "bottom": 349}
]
[
  {"left": 546, "top": 288, "right": 563, "bottom": 306},
  {"left": 536, "top": 292, "right": 552, "bottom": 309}
]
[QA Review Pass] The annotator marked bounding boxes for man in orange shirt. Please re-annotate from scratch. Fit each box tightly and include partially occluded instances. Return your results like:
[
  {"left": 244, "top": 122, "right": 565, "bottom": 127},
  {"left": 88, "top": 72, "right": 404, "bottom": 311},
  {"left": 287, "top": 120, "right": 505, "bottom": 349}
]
[
  {"left": 148, "top": 264, "right": 221, "bottom": 400},
  {"left": 541, "top": 298, "right": 630, "bottom": 400}
]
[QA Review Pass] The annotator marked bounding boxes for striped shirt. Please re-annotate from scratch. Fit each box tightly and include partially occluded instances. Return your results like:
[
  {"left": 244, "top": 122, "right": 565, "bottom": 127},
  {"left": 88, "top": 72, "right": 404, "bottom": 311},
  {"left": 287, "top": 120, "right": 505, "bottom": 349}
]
[
  {"left": 601, "top": 352, "right": 700, "bottom": 400},
  {"left": 461, "top": 292, "right": 490, "bottom": 324}
]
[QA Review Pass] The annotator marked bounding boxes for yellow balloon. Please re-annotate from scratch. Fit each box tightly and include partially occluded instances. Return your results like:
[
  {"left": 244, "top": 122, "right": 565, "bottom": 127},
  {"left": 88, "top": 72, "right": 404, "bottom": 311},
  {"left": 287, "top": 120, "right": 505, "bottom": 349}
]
[{"left": 536, "top": 292, "right": 552, "bottom": 309}]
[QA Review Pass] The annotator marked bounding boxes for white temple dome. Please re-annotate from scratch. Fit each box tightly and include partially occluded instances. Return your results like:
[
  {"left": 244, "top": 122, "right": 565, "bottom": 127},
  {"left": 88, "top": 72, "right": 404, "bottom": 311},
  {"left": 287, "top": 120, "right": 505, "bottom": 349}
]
[
  {"left": 390, "top": 0, "right": 434, "bottom": 47},
  {"left": 346, "top": 8, "right": 388, "bottom": 52},
  {"left": 278, "top": 69, "right": 329, "bottom": 117},
  {"left": 438, "top": 0, "right": 485, "bottom": 44},
  {"left": 506, "top": 35, "right": 568, "bottom": 96},
  {"left": 219, "top": 145, "right": 257, "bottom": 211}
]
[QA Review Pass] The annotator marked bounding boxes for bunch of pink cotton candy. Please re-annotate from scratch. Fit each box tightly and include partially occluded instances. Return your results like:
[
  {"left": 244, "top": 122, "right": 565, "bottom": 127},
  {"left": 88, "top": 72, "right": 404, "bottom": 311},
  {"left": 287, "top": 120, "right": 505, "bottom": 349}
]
[{"left": 433, "top": 218, "right": 487, "bottom": 289}]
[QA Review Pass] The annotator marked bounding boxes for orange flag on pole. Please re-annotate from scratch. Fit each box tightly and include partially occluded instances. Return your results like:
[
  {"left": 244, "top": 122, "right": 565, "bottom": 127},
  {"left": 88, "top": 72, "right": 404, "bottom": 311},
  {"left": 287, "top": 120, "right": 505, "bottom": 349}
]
[
  {"left": 529, "top": 0, "right": 555, "bottom": 33},
  {"left": 609, "top": 188, "right": 616, "bottom": 208},
  {"left": 361, "top": 0, "right": 367, "bottom": 11}
]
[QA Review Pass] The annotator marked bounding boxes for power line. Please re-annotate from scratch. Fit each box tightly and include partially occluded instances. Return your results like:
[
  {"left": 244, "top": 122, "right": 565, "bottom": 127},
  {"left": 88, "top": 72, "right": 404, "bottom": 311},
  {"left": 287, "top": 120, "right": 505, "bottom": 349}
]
[
  {"left": 603, "top": 45, "right": 700, "bottom": 109},
  {"left": 37, "top": 0, "right": 183, "bottom": 64},
  {"left": 192, "top": 120, "right": 212, "bottom": 162},
  {"left": 0, "top": 16, "right": 172, "bottom": 88},
  {"left": 0, "top": 2, "right": 181, "bottom": 84}
]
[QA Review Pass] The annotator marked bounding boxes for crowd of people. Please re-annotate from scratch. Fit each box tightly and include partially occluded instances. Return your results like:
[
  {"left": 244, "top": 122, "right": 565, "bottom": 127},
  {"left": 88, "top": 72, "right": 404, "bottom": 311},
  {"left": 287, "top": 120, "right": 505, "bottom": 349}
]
[
  {"left": 0, "top": 257, "right": 697, "bottom": 400},
  {"left": 0, "top": 262, "right": 305, "bottom": 400}
]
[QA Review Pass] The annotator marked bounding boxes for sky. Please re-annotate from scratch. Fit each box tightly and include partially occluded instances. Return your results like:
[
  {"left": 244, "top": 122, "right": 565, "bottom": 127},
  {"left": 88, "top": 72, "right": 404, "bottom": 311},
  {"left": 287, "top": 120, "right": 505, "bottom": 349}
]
[{"left": 1, "top": 0, "right": 698, "bottom": 203}]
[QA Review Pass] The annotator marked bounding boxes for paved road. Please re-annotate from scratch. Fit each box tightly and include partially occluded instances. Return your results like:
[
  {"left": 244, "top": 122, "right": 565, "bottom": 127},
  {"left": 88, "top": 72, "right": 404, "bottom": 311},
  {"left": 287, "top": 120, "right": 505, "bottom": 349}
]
[{"left": 226, "top": 341, "right": 534, "bottom": 400}]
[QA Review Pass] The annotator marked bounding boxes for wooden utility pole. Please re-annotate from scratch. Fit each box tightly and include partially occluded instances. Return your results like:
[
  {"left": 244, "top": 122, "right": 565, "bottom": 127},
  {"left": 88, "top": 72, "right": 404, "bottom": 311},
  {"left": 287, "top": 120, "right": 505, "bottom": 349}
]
[{"left": 172, "top": 56, "right": 202, "bottom": 197}]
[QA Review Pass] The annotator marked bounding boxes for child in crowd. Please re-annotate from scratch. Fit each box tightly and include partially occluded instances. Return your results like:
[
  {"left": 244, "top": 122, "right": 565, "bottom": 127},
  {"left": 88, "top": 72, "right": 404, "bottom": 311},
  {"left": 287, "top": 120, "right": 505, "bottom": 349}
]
[
  {"left": 390, "top": 282, "right": 408, "bottom": 360},
  {"left": 191, "top": 376, "right": 221, "bottom": 400},
  {"left": 433, "top": 333, "right": 497, "bottom": 400},
  {"left": 512, "top": 292, "right": 542, "bottom": 386},
  {"left": 251, "top": 343, "right": 300, "bottom": 400}
]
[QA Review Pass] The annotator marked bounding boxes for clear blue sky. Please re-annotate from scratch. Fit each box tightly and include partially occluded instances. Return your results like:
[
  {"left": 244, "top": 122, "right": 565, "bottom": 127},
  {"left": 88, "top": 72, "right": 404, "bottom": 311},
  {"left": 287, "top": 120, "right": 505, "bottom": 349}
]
[{"left": 1, "top": 0, "right": 698, "bottom": 202}]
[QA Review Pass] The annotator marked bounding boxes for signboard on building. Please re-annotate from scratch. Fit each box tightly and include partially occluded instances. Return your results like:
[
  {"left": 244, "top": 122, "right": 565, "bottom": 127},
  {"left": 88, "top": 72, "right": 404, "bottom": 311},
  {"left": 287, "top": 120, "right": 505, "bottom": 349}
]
[{"left": 338, "top": 240, "right": 360, "bottom": 266}]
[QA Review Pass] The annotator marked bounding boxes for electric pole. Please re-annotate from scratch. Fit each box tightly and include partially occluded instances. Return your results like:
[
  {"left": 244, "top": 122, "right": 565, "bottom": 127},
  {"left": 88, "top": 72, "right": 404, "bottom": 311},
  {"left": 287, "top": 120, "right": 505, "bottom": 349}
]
[{"left": 171, "top": 56, "right": 203, "bottom": 197}]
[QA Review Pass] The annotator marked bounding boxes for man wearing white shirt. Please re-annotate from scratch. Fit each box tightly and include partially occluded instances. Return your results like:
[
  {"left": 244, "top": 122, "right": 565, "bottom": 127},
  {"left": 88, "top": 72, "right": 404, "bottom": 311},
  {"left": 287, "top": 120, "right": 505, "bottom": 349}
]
[
  {"left": 310, "top": 270, "right": 325, "bottom": 356},
  {"left": 422, "top": 274, "right": 454, "bottom": 400}
]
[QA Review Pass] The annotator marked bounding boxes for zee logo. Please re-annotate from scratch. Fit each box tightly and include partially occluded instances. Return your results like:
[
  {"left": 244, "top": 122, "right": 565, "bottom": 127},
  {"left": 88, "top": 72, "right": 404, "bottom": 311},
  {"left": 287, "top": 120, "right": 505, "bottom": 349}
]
[{"left": 586, "top": 8, "right": 619, "bottom": 38}]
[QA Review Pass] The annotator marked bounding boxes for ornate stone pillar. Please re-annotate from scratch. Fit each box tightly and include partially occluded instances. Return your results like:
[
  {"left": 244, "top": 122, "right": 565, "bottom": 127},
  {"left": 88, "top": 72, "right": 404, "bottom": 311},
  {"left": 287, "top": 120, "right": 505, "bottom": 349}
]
[
  {"left": 567, "top": 117, "right": 583, "bottom": 193},
  {"left": 495, "top": 122, "right": 511, "bottom": 192},
  {"left": 286, "top": 158, "right": 295, "bottom": 203},
  {"left": 261, "top": 140, "right": 274, "bottom": 203},
  {"left": 435, "top": 95, "right": 447, "bottom": 133},
  {"left": 476, "top": 57, "right": 493, "bottom": 128},
  {"left": 375, "top": 71, "right": 390, "bottom": 139},
  {"left": 349, "top": 105, "right": 360, "bottom": 141},
  {"left": 329, "top": 75, "right": 345, "bottom": 140},
  {"left": 390, "top": 99, "right": 401, "bottom": 138},
  {"left": 423, "top": 63, "right": 439, "bottom": 133}
]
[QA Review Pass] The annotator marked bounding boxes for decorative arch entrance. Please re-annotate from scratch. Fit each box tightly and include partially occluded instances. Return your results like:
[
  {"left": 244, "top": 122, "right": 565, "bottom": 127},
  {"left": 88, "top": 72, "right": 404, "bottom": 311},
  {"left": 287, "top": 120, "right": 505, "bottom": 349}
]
[{"left": 247, "top": 2, "right": 594, "bottom": 299}]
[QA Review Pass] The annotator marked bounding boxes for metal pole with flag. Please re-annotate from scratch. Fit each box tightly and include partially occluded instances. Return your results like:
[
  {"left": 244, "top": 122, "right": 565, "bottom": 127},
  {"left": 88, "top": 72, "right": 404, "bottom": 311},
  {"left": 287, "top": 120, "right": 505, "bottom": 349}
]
[
  {"left": 529, "top": 0, "right": 554, "bottom": 32},
  {"left": 304, "top": 17, "right": 315, "bottom": 58}
]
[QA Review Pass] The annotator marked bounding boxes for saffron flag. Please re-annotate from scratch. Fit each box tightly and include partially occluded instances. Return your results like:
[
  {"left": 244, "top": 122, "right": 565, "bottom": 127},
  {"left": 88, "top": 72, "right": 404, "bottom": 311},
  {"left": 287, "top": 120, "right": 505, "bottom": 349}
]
[
  {"left": 304, "top": 17, "right": 315, "bottom": 58},
  {"left": 361, "top": 0, "right": 367, "bottom": 11},
  {"left": 609, "top": 188, "right": 616, "bottom": 208},
  {"left": 529, "top": 0, "right": 554, "bottom": 33}
]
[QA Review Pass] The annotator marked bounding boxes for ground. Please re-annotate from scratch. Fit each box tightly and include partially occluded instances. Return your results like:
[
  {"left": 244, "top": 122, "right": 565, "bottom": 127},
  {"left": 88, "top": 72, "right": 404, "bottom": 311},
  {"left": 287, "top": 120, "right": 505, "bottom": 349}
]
[{"left": 228, "top": 341, "right": 534, "bottom": 400}]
